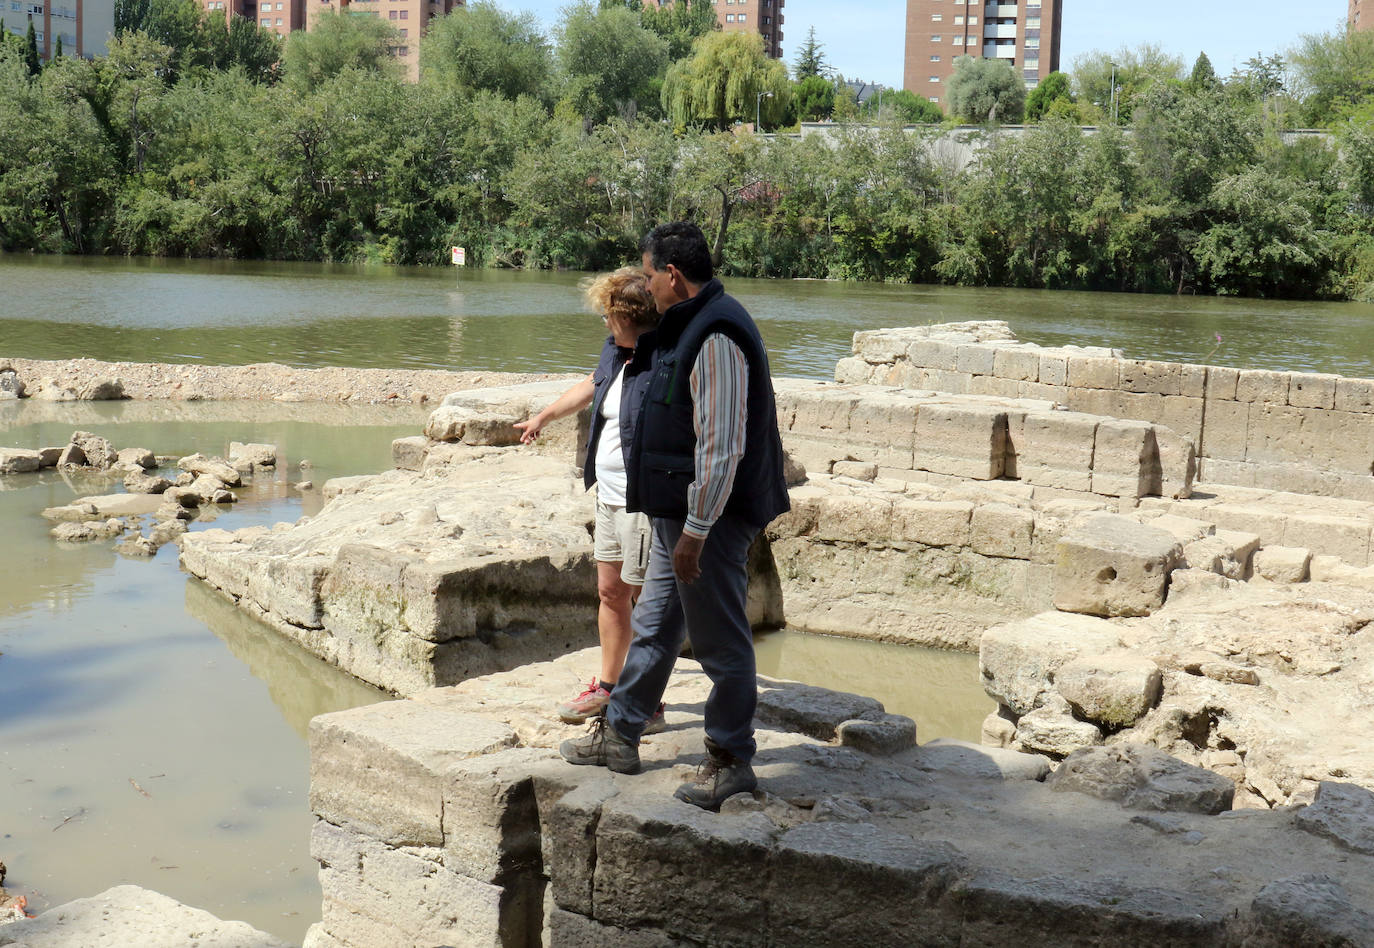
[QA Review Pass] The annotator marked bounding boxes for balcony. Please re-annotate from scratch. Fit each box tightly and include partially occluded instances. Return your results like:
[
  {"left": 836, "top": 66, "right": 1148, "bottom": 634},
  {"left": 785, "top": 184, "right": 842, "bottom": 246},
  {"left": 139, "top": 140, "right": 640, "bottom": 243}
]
[
  {"left": 983, "top": 22, "right": 1018, "bottom": 39},
  {"left": 984, "top": 3, "right": 1018, "bottom": 16},
  {"left": 982, "top": 44, "right": 1017, "bottom": 59}
]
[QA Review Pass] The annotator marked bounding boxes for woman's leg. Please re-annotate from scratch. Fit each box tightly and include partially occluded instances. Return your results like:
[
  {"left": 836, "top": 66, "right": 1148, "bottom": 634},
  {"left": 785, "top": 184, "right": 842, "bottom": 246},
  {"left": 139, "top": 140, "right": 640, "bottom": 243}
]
[{"left": 597, "top": 560, "right": 635, "bottom": 684}]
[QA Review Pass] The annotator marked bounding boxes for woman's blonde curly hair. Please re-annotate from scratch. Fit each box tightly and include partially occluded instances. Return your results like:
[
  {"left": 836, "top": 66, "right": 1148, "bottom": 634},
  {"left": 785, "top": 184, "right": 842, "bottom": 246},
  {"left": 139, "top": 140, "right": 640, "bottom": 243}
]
[{"left": 582, "top": 267, "right": 659, "bottom": 328}]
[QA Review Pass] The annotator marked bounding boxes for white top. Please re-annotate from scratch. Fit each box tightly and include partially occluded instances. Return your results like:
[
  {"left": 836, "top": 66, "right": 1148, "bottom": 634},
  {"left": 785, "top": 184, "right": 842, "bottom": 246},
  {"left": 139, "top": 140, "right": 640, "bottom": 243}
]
[{"left": 594, "top": 362, "right": 629, "bottom": 506}]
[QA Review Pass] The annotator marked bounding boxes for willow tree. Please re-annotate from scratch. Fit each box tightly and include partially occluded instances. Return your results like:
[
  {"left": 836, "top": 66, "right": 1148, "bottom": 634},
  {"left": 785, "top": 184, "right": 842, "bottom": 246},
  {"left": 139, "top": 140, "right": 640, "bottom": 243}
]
[{"left": 661, "top": 31, "right": 789, "bottom": 130}]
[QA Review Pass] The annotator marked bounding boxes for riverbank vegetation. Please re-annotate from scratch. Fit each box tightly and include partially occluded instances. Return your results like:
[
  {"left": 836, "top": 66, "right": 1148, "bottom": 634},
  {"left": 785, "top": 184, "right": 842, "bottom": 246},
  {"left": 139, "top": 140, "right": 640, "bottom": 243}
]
[{"left": 3, "top": 0, "right": 1374, "bottom": 299}]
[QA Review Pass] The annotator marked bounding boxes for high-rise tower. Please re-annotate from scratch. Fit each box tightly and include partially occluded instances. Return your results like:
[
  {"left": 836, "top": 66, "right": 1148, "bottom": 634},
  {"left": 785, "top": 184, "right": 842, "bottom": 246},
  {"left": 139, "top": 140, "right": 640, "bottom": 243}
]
[{"left": 903, "top": 0, "right": 1062, "bottom": 109}]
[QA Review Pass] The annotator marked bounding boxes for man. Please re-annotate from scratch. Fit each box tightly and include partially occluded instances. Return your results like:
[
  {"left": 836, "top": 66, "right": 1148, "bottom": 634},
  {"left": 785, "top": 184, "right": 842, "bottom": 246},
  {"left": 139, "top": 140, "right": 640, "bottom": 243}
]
[{"left": 560, "top": 221, "right": 790, "bottom": 811}]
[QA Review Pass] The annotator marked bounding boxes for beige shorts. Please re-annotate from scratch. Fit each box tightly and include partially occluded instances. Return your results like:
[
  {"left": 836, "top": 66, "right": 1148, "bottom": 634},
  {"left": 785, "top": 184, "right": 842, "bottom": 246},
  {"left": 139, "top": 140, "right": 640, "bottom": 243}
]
[{"left": 594, "top": 499, "right": 652, "bottom": 587}]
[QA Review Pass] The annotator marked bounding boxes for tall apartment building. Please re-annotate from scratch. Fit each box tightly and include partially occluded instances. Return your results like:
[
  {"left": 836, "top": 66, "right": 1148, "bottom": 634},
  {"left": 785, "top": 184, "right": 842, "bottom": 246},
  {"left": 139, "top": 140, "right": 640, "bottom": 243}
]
[
  {"left": 1353, "top": 0, "right": 1371, "bottom": 30},
  {"left": 903, "top": 0, "right": 1061, "bottom": 108},
  {"left": 2, "top": 0, "right": 114, "bottom": 60},
  {"left": 711, "top": 0, "right": 783, "bottom": 58}
]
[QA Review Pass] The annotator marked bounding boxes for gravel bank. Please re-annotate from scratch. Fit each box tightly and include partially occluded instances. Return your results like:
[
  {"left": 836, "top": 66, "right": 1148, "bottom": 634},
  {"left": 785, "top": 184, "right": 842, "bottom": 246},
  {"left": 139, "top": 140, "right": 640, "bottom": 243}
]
[{"left": 0, "top": 358, "right": 579, "bottom": 405}]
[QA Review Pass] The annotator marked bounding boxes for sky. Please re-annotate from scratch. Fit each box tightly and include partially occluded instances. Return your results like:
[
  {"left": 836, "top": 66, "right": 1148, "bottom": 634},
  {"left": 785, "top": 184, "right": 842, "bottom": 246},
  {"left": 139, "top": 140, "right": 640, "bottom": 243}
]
[{"left": 499, "top": 0, "right": 1350, "bottom": 89}]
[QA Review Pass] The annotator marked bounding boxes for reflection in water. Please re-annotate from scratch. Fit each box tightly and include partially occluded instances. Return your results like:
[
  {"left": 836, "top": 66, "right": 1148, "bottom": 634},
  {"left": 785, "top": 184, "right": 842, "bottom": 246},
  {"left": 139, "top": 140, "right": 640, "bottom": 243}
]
[
  {"left": 187, "top": 579, "right": 388, "bottom": 740},
  {"left": 754, "top": 629, "right": 993, "bottom": 743},
  {"left": 5, "top": 254, "right": 1374, "bottom": 378}
]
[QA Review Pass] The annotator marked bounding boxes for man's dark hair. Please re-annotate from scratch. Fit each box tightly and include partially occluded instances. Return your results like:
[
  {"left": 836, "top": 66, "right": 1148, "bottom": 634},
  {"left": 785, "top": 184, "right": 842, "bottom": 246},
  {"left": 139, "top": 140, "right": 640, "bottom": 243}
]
[{"left": 640, "top": 222, "right": 713, "bottom": 285}]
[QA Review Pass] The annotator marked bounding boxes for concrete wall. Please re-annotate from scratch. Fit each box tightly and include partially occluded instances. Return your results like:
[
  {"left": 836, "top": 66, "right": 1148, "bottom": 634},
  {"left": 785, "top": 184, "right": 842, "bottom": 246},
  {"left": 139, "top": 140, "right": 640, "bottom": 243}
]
[{"left": 839, "top": 322, "right": 1374, "bottom": 502}]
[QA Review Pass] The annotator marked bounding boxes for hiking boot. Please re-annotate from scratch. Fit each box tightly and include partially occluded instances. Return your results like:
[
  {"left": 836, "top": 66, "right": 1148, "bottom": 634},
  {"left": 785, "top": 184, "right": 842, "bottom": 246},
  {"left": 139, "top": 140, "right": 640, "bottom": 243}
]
[
  {"left": 673, "top": 743, "right": 756, "bottom": 811},
  {"left": 558, "top": 679, "right": 611, "bottom": 724},
  {"left": 560, "top": 717, "right": 641, "bottom": 774},
  {"left": 641, "top": 703, "right": 668, "bottom": 736}
]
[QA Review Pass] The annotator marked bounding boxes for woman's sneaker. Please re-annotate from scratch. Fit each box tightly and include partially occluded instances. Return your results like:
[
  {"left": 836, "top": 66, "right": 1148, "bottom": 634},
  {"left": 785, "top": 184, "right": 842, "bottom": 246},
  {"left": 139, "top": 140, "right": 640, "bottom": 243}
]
[
  {"left": 558, "top": 679, "right": 611, "bottom": 724},
  {"left": 642, "top": 703, "right": 668, "bottom": 736}
]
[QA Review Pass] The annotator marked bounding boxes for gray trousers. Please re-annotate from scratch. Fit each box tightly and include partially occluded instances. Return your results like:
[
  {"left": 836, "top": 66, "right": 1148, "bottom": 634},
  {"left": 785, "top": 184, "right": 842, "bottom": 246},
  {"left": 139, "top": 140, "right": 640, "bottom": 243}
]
[{"left": 605, "top": 513, "right": 759, "bottom": 763}]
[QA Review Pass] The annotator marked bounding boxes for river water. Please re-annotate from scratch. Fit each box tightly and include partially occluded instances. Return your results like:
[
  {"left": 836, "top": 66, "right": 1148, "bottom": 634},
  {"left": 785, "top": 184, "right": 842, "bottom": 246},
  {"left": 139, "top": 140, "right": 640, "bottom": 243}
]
[
  {"left": 6, "top": 254, "right": 1374, "bottom": 378},
  {"left": 4, "top": 254, "right": 1374, "bottom": 940}
]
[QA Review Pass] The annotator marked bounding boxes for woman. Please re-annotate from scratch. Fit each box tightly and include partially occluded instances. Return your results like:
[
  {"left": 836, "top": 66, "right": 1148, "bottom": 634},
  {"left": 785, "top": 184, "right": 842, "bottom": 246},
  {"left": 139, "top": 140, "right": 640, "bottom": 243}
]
[{"left": 515, "top": 268, "right": 664, "bottom": 731}]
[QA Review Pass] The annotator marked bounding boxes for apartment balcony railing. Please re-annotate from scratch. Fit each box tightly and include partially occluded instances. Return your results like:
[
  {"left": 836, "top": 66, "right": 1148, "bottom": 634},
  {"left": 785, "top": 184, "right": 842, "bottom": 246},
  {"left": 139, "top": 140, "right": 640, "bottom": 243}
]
[
  {"left": 984, "top": 4, "right": 1019, "bottom": 17},
  {"left": 983, "top": 22, "right": 1019, "bottom": 39}
]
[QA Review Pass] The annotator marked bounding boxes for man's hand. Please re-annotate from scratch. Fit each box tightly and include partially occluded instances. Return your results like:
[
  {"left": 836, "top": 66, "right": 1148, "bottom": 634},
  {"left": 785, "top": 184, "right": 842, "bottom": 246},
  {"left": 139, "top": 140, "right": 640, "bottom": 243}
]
[{"left": 673, "top": 532, "right": 705, "bottom": 584}]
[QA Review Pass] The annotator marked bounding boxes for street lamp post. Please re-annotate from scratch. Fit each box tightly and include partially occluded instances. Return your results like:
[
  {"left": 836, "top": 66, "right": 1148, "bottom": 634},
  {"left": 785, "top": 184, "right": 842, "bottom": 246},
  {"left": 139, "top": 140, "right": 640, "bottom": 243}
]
[
  {"left": 1109, "top": 62, "right": 1118, "bottom": 124},
  {"left": 756, "top": 90, "right": 773, "bottom": 131}
]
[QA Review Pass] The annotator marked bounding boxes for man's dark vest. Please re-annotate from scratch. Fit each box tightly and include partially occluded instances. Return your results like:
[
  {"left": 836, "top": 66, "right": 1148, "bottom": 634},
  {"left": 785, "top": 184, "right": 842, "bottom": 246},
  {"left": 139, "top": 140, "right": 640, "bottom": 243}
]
[
  {"left": 626, "top": 279, "right": 789, "bottom": 529},
  {"left": 583, "top": 336, "right": 655, "bottom": 492}
]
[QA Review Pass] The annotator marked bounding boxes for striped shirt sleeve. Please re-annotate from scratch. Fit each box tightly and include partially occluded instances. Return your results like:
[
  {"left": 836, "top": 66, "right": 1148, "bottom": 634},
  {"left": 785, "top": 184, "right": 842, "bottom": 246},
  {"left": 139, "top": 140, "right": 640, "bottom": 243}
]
[{"left": 684, "top": 332, "right": 749, "bottom": 539}]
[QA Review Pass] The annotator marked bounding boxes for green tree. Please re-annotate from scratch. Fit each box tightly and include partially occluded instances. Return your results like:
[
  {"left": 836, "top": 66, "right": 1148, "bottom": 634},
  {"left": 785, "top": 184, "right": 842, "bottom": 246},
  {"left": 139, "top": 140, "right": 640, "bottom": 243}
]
[
  {"left": 1188, "top": 52, "right": 1219, "bottom": 93},
  {"left": 1193, "top": 166, "right": 1325, "bottom": 296},
  {"left": 861, "top": 88, "right": 942, "bottom": 123},
  {"left": 1072, "top": 44, "right": 1185, "bottom": 123},
  {"left": 211, "top": 16, "right": 281, "bottom": 83},
  {"left": 1289, "top": 30, "right": 1374, "bottom": 126},
  {"left": 1024, "top": 71, "right": 1072, "bottom": 122},
  {"left": 282, "top": 11, "right": 397, "bottom": 92},
  {"left": 637, "top": 0, "right": 717, "bottom": 62},
  {"left": 52, "top": 35, "right": 62, "bottom": 59},
  {"left": 945, "top": 56, "right": 1025, "bottom": 124},
  {"left": 661, "top": 31, "right": 789, "bottom": 130},
  {"left": 556, "top": 1, "right": 666, "bottom": 124},
  {"left": 792, "top": 26, "right": 826, "bottom": 79},
  {"left": 793, "top": 73, "right": 834, "bottom": 122},
  {"left": 420, "top": 2, "right": 551, "bottom": 102},
  {"left": 24, "top": 19, "right": 40, "bottom": 75}
]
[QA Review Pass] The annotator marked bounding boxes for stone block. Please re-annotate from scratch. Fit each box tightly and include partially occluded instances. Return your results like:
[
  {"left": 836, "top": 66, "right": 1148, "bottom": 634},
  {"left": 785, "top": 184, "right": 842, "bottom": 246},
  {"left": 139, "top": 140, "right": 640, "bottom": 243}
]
[
  {"left": 1119, "top": 360, "right": 1182, "bottom": 396},
  {"left": 1334, "top": 377, "right": 1374, "bottom": 414},
  {"left": 1152, "top": 427, "right": 1196, "bottom": 500},
  {"left": 1017, "top": 381, "right": 1064, "bottom": 403},
  {"left": 994, "top": 347, "right": 1041, "bottom": 382},
  {"left": 767, "top": 823, "right": 963, "bottom": 946},
  {"left": 967, "top": 375, "right": 1024, "bottom": 398},
  {"left": 1243, "top": 403, "right": 1307, "bottom": 465},
  {"left": 544, "top": 907, "right": 680, "bottom": 948},
  {"left": 1048, "top": 744, "right": 1234, "bottom": 814},
  {"left": 856, "top": 331, "right": 909, "bottom": 364},
  {"left": 831, "top": 460, "right": 878, "bottom": 481},
  {"left": 837, "top": 713, "right": 917, "bottom": 755},
  {"left": 1014, "top": 700, "right": 1103, "bottom": 756},
  {"left": 906, "top": 338, "right": 961, "bottom": 371},
  {"left": 591, "top": 797, "right": 775, "bottom": 943},
  {"left": 1012, "top": 411, "right": 1098, "bottom": 492},
  {"left": 313, "top": 820, "right": 525, "bottom": 948},
  {"left": 1295, "top": 408, "right": 1374, "bottom": 474},
  {"left": 1091, "top": 420, "right": 1155, "bottom": 498},
  {"left": 537, "top": 777, "right": 618, "bottom": 917},
  {"left": 441, "top": 748, "right": 548, "bottom": 884},
  {"left": 1054, "top": 652, "right": 1162, "bottom": 727},
  {"left": 1199, "top": 398, "right": 1248, "bottom": 461},
  {"left": 891, "top": 499, "right": 973, "bottom": 548},
  {"left": 979, "top": 611, "right": 1121, "bottom": 715},
  {"left": 1183, "top": 529, "right": 1260, "bottom": 579},
  {"left": 833, "top": 356, "right": 874, "bottom": 384},
  {"left": 1282, "top": 515, "right": 1370, "bottom": 568},
  {"left": 1179, "top": 364, "right": 1207, "bottom": 398},
  {"left": 1066, "top": 355, "right": 1119, "bottom": 390},
  {"left": 912, "top": 404, "right": 1007, "bottom": 480},
  {"left": 0, "top": 885, "right": 290, "bottom": 948},
  {"left": 756, "top": 678, "right": 885, "bottom": 741},
  {"left": 982, "top": 712, "right": 1017, "bottom": 748},
  {"left": 791, "top": 391, "right": 859, "bottom": 435},
  {"left": 392, "top": 436, "right": 430, "bottom": 472},
  {"left": 1039, "top": 353, "right": 1069, "bottom": 387},
  {"left": 955, "top": 344, "right": 998, "bottom": 376},
  {"left": 1199, "top": 504, "right": 1287, "bottom": 546},
  {"left": 1293, "top": 781, "right": 1374, "bottom": 855},
  {"left": 920, "top": 368, "right": 972, "bottom": 394},
  {"left": 1287, "top": 372, "right": 1339, "bottom": 409},
  {"left": 309, "top": 701, "right": 518, "bottom": 846},
  {"left": 1246, "top": 874, "right": 1374, "bottom": 948},
  {"left": 1053, "top": 514, "right": 1182, "bottom": 617},
  {"left": 814, "top": 495, "right": 894, "bottom": 544},
  {"left": 0, "top": 447, "right": 42, "bottom": 474},
  {"left": 1205, "top": 365, "right": 1239, "bottom": 401},
  {"left": 1253, "top": 545, "right": 1312, "bottom": 583},
  {"left": 1149, "top": 514, "right": 1214, "bottom": 545},
  {"left": 970, "top": 503, "right": 1034, "bottom": 559},
  {"left": 1235, "top": 370, "right": 1290, "bottom": 405}
]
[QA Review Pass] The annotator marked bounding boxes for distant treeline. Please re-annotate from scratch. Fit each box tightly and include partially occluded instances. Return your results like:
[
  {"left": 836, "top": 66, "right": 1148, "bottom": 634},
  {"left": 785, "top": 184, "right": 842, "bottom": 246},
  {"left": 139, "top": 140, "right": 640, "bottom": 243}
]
[{"left": 4, "top": 0, "right": 1374, "bottom": 299}]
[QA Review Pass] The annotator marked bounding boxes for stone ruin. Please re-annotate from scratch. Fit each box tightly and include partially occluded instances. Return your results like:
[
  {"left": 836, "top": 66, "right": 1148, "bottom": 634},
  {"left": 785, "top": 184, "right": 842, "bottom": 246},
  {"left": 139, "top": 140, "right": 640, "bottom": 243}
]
[{"left": 13, "top": 322, "right": 1374, "bottom": 944}]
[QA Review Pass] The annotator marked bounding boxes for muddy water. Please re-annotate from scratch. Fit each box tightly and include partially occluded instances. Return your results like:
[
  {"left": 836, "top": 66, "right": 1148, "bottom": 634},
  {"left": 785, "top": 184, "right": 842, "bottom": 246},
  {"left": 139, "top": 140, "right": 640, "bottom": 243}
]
[
  {"left": 0, "top": 401, "right": 995, "bottom": 942},
  {"left": 0, "top": 403, "right": 415, "bottom": 942}
]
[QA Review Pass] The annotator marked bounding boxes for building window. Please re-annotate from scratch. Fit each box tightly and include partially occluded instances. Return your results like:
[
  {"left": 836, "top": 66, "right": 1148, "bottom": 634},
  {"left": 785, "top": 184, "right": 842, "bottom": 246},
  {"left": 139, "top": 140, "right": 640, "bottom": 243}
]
[
  {"left": 931, "top": 13, "right": 942, "bottom": 20},
  {"left": 736, "top": 13, "right": 744, "bottom": 21},
  {"left": 398, "top": 27, "right": 406, "bottom": 36},
  {"left": 398, "top": 8, "right": 406, "bottom": 16},
  {"left": 1026, "top": 16, "right": 1040, "bottom": 27},
  {"left": 929, "top": 75, "right": 939, "bottom": 82},
  {"left": 951, "top": 35, "right": 963, "bottom": 45},
  {"left": 725, "top": 13, "right": 733, "bottom": 21},
  {"left": 762, "top": 15, "right": 769, "bottom": 23},
  {"left": 388, "top": 9, "right": 396, "bottom": 17},
  {"left": 274, "top": 16, "right": 281, "bottom": 23},
  {"left": 954, "top": 15, "right": 963, "bottom": 23},
  {"left": 930, "top": 54, "right": 940, "bottom": 61},
  {"left": 259, "top": 16, "right": 268, "bottom": 24},
  {"left": 1025, "top": 36, "right": 1038, "bottom": 48},
  {"left": 930, "top": 96, "right": 940, "bottom": 102},
  {"left": 967, "top": 15, "right": 977, "bottom": 24}
]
